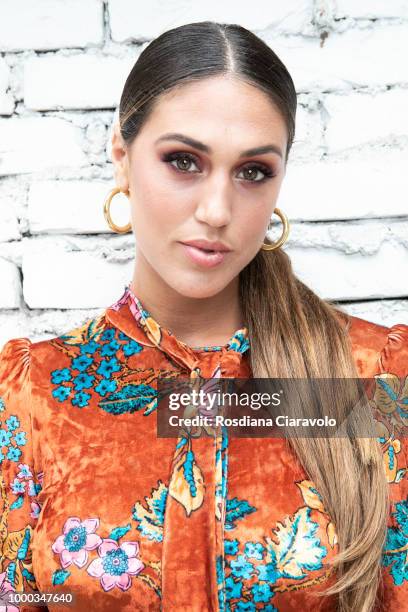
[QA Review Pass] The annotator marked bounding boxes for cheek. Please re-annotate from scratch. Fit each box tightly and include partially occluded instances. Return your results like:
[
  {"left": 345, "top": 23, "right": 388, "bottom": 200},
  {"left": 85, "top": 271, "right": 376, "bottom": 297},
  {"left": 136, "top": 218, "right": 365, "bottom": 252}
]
[
  {"left": 129, "top": 192, "right": 185, "bottom": 258},
  {"left": 238, "top": 204, "right": 272, "bottom": 241},
  {"left": 129, "top": 160, "right": 189, "bottom": 227}
]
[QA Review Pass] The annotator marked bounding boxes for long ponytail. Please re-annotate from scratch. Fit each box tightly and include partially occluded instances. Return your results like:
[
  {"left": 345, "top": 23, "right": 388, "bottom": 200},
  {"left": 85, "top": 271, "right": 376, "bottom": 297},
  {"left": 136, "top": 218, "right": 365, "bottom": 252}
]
[{"left": 240, "top": 247, "right": 389, "bottom": 611}]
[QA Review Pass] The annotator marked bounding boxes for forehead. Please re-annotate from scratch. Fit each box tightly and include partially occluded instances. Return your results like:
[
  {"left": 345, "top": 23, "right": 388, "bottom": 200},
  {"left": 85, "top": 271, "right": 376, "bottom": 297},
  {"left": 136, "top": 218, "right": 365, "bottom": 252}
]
[{"left": 138, "top": 75, "right": 288, "bottom": 148}]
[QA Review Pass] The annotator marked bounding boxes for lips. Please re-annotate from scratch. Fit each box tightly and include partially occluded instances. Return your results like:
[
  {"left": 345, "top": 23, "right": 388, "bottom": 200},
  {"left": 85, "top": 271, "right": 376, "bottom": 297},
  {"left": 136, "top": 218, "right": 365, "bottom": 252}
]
[
  {"left": 179, "top": 242, "right": 230, "bottom": 268},
  {"left": 181, "top": 239, "right": 231, "bottom": 252}
]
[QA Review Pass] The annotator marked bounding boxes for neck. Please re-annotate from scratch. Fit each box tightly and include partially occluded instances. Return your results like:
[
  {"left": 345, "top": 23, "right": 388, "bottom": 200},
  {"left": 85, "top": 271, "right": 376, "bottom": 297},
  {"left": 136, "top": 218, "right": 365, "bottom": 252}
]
[{"left": 130, "top": 255, "right": 244, "bottom": 348}]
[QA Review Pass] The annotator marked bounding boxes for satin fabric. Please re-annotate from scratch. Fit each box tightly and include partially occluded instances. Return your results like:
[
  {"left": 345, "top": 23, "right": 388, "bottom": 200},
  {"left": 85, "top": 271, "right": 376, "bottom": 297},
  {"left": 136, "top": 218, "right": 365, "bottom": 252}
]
[{"left": 0, "top": 285, "right": 407, "bottom": 612}]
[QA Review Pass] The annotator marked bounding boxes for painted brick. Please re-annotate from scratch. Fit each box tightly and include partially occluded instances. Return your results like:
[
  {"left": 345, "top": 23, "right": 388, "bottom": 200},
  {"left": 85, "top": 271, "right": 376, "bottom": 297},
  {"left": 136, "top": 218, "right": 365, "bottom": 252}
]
[
  {"left": 263, "top": 24, "right": 408, "bottom": 92},
  {"left": 324, "top": 89, "right": 408, "bottom": 152},
  {"left": 280, "top": 152, "right": 408, "bottom": 220},
  {"left": 0, "top": 117, "right": 88, "bottom": 175},
  {"left": 0, "top": 0, "right": 104, "bottom": 52},
  {"left": 334, "top": 1, "right": 408, "bottom": 19},
  {"left": 0, "top": 259, "right": 21, "bottom": 308},
  {"left": 109, "top": 0, "right": 313, "bottom": 42},
  {"left": 22, "top": 236, "right": 133, "bottom": 308},
  {"left": 27, "top": 180, "right": 128, "bottom": 234},
  {"left": 24, "top": 52, "right": 139, "bottom": 110}
]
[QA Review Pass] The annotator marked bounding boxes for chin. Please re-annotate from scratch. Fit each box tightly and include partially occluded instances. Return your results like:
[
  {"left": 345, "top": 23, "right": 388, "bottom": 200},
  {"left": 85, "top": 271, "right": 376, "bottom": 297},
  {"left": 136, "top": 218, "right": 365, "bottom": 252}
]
[{"left": 167, "top": 274, "right": 232, "bottom": 300}]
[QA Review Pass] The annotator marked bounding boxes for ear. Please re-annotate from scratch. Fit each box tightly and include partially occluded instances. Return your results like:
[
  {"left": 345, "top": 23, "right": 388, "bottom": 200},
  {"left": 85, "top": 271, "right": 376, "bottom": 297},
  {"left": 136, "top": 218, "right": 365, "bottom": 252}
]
[{"left": 111, "top": 122, "right": 130, "bottom": 193}]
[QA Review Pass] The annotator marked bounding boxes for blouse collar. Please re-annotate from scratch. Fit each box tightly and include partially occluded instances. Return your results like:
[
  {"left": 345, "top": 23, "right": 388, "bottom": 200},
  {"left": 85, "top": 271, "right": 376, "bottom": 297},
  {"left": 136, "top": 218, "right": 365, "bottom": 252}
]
[{"left": 105, "top": 284, "right": 250, "bottom": 373}]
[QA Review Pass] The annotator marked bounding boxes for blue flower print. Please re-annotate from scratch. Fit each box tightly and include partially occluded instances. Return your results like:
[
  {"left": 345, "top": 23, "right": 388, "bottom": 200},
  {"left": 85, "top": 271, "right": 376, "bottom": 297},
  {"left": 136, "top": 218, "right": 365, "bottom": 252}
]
[
  {"left": 101, "top": 329, "right": 115, "bottom": 342},
  {"left": 97, "top": 358, "right": 121, "bottom": 379},
  {"left": 51, "top": 368, "right": 72, "bottom": 384},
  {"left": 0, "top": 397, "right": 5, "bottom": 412},
  {"left": 71, "top": 392, "right": 91, "bottom": 408},
  {"left": 123, "top": 340, "right": 142, "bottom": 357},
  {"left": 73, "top": 373, "right": 95, "bottom": 392},
  {"left": 244, "top": 542, "right": 265, "bottom": 560},
  {"left": 95, "top": 379, "right": 118, "bottom": 397},
  {"left": 225, "top": 497, "right": 257, "bottom": 530},
  {"left": 382, "top": 497, "right": 408, "bottom": 586},
  {"left": 235, "top": 602, "right": 256, "bottom": 611},
  {"left": 50, "top": 322, "right": 146, "bottom": 412},
  {"left": 230, "top": 555, "right": 255, "bottom": 580},
  {"left": 72, "top": 355, "right": 94, "bottom": 372},
  {"left": 52, "top": 386, "right": 72, "bottom": 402},
  {"left": 80, "top": 340, "right": 100, "bottom": 355},
  {"left": 0, "top": 417, "right": 29, "bottom": 465},
  {"left": 225, "top": 576, "right": 242, "bottom": 599},
  {"left": 251, "top": 582, "right": 273, "bottom": 603},
  {"left": 5, "top": 415, "right": 19, "bottom": 431},
  {"left": 257, "top": 562, "right": 280, "bottom": 583},
  {"left": 13, "top": 431, "right": 27, "bottom": 446},
  {"left": 100, "top": 340, "right": 121, "bottom": 357},
  {"left": 7, "top": 447, "right": 22, "bottom": 462},
  {"left": 0, "top": 429, "right": 13, "bottom": 446},
  {"left": 225, "top": 539, "right": 239, "bottom": 556}
]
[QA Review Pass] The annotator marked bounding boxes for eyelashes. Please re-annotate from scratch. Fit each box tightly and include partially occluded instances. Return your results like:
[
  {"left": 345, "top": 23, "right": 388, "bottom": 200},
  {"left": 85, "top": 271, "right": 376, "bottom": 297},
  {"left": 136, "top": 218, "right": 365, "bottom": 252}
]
[{"left": 161, "top": 151, "right": 276, "bottom": 183}]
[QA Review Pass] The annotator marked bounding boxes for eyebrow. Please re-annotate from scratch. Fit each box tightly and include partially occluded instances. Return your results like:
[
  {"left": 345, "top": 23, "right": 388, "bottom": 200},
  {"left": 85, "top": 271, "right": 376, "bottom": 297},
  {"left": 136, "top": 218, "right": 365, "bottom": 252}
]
[{"left": 155, "top": 132, "right": 283, "bottom": 159}]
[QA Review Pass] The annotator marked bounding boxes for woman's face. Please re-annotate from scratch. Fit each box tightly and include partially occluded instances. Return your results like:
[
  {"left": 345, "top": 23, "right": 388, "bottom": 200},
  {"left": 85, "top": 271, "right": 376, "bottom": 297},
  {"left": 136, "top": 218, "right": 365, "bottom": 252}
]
[{"left": 111, "top": 74, "right": 288, "bottom": 299}]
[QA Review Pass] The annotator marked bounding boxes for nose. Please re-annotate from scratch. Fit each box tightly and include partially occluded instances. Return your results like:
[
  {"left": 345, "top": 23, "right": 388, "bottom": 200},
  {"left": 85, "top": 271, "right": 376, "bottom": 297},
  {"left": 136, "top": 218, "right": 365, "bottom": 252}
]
[{"left": 194, "top": 174, "right": 233, "bottom": 228}]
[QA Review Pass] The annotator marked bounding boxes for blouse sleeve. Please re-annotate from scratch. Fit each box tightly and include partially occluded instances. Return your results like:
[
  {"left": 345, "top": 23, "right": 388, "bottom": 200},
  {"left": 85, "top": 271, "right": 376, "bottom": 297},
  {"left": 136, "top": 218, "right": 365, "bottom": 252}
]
[
  {"left": 0, "top": 338, "right": 44, "bottom": 610},
  {"left": 374, "top": 323, "right": 408, "bottom": 608}
]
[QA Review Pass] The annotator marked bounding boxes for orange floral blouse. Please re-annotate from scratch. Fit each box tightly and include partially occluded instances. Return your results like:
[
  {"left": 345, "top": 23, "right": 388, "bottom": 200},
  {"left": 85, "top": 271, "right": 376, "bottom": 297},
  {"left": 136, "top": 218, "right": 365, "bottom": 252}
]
[{"left": 0, "top": 285, "right": 407, "bottom": 612}]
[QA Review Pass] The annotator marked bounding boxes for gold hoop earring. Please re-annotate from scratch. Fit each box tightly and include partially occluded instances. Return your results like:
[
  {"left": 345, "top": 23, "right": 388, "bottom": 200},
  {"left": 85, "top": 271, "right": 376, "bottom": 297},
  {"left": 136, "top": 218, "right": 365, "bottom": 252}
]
[
  {"left": 103, "top": 187, "right": 132, "bottom": 234},
  {"left": 261, "top": 208, "right": 290, "bottom": 251}
]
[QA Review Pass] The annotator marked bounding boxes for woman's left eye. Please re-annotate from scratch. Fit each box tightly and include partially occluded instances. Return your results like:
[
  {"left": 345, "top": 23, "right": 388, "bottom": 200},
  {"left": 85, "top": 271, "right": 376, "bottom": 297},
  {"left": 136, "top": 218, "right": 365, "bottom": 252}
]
[{"left": 237, "top": 165, "right": 274, "bottom": 182}]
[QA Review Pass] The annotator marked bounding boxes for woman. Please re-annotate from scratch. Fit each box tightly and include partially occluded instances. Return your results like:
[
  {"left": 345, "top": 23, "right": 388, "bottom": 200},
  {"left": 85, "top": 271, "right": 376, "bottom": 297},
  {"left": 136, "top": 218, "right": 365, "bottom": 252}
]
[{"left": 0, "top": 21, "right": 407, "bottom": 612}]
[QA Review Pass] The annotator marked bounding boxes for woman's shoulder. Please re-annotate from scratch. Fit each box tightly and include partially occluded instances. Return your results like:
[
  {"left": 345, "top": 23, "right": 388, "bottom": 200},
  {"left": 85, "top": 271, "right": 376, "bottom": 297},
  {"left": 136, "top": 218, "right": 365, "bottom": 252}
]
[
  {"left": 345, "top": 313, "right": 408, "bottom": 377},
  {"left": 0, "top": 338, "right": 32, "bottom": 389},
  {"left": 0, "top": 312, "right": 111, "bottom": 380}
]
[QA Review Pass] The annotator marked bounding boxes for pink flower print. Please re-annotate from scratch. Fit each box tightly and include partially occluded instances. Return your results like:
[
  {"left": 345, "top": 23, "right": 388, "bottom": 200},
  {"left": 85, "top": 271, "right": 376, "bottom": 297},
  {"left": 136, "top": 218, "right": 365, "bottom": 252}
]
[
  {"left": 0, "top": 572, "right": 19, "bottom": 611},
  {"left": 17, "top": 463, "right": 33, "bottom": 479},
  {"left": 52, "top": 517, "right": 102, "bottom": 569},
  {"left": 29, "top": 471, "right": 44, "bottom": 519},
  {"left": 30, "top": 500, "right": 42, "bottom": 520},
  {"left": 27, "top": 479, "right": 38, "bottom": 496},
  {"left": 87, "top": 539, "right": 144, "bottom": 591}
]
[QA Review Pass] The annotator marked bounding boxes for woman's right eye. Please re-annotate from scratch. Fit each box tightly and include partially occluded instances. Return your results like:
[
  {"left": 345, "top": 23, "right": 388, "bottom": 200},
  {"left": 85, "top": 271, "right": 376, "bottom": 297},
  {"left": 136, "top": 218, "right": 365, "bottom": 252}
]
[{"left": 162, "top": 152, "right": 201, "bottom": 173}]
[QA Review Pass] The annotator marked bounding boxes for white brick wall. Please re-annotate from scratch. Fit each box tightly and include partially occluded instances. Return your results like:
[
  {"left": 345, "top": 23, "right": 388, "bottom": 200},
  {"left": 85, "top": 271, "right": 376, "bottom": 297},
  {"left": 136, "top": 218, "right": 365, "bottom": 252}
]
[
  {"left": 0, "top": 0, "right": 104, "bottom": 52},
  {"left": 108, "top": 0, "right": 313, "bottom": 42},
  {"left": 0, "top": 0, "right": 407, "bottom": 350},
  {"left": 333, "top": 1, "right": 408, "bottom": 20},
  {"left": 24, "top": 51, "right": 139, "bottom": 110},
  {"left": 0, "top": 117, "right": 88, "bottom": 175},
  {"left": 262, "top": 24, "right": 408, "bottom": 92}
]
